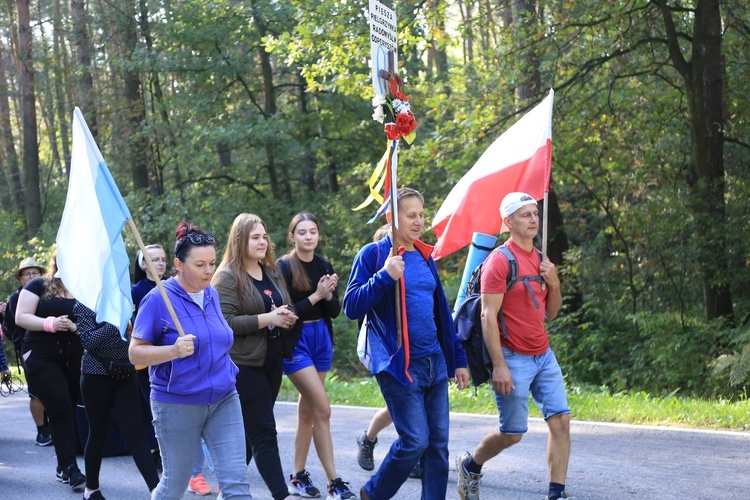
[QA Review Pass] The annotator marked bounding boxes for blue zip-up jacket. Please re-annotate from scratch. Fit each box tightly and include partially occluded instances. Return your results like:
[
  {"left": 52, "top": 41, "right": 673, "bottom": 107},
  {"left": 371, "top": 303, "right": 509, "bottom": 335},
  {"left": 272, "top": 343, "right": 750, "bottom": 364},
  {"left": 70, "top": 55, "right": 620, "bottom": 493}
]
[
  {"left": 132, "top": 277, "right": 238, "bottom": 404},
  {"left": 343, "top": 235, "right": 467, "bottom": 386}
]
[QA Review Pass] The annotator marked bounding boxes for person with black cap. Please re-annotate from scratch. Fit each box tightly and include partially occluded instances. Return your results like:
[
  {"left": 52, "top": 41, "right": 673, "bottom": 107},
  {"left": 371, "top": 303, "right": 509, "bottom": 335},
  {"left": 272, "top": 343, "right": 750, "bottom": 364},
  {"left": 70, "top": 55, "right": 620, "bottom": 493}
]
[
  {"left": 455, "top": 192, "right": 569, "bottom": 500},
  {"left": 2, "top": 257, "right": 52, "bottom": 447}
]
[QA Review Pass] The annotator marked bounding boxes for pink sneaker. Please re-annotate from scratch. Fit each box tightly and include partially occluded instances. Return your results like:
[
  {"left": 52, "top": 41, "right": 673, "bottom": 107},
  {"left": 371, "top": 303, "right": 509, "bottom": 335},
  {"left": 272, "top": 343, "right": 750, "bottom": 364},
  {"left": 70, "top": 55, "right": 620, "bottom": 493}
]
[{"left": 188, "top": 473, "right": 212, "bottom": 496}]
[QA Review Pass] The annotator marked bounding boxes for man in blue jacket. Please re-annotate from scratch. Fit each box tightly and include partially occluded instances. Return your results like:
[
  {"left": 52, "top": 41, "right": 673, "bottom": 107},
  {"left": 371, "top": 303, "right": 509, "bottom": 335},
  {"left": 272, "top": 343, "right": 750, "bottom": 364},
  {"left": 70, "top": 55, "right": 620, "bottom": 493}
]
[{"left": 344, "top": 187, "right": 470, "bottom": 500}]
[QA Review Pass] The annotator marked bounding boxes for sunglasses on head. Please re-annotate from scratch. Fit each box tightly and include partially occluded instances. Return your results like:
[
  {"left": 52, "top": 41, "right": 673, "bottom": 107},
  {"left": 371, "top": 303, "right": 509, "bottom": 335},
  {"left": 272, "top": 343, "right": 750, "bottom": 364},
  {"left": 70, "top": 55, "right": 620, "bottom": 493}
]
[{"left": 175, "top": 232, "right": 215, "bottom": 257}]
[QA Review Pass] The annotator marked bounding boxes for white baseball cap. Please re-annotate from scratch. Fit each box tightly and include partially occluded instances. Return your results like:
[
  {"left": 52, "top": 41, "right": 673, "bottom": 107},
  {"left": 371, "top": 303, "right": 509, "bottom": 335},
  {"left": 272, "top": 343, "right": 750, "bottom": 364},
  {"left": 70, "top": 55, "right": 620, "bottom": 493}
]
[{"left": 500, "top": 192, "right": 537, "bottom": 218}]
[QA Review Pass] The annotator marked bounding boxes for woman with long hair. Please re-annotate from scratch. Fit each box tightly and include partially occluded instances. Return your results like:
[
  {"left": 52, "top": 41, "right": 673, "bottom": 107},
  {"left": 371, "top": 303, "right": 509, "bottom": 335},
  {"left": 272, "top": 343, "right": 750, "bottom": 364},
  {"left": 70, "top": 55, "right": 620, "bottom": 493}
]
[
  {"left": 277, "top": 213, "right": 355, "bottom": 500},
  {"left": 76, "top": 301, "right": 159, "bottom": 499},
  {"left": 129, "top": 221, "right": 251, "bottom": 500},
  {"left": 212, "top": 213, "right": 299, "bottom": 500},
  {"left": 15, "top": 252, "right": 86, "bottom": 490}
]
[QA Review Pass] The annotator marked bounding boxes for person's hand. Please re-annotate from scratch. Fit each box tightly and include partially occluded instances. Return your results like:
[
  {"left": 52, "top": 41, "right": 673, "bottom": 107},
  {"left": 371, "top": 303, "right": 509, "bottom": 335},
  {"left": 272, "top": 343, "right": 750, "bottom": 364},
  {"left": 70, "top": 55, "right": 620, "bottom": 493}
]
[
  {"left": 491, "top": 363, "right": 514, "bottom": 396},
  {"left": 0, "top": 302, "right": 6, "bottom": 314},
  {"left": 539, "top": 259, "right": 560, "bottom": 289},
  {"left": 174, "top": 334, "right": 196, "bottom": 358},
  {"left": 454, "top": 367, "right": 470, "bottom": 390},
  {"left": 270, "top": 305, "right": 298, "bottom": 329},
  {"left": 55, "top": 315, "right": 77, "bottom": 332},
  {"left": 384, "top": 253, "right": 405, "bottom": 281},
  {"left": 325, "top": 273, "right": 338, "bottom": 300}
]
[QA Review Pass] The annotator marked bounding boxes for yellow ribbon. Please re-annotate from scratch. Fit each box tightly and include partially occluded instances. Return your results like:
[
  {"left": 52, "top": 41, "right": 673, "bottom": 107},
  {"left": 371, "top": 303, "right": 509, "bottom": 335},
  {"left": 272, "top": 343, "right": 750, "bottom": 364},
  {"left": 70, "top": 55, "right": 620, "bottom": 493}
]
[{"left": 353, "top": 146, "right": 390, "bottom": 211}]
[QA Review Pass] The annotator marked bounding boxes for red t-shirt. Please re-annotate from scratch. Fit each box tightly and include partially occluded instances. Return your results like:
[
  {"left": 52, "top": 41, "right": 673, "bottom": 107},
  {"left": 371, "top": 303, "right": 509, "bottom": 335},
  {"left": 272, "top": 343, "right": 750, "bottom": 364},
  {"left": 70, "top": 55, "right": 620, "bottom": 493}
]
[{"left": 481, "top": 239, "right": 549, "bottom": 355}]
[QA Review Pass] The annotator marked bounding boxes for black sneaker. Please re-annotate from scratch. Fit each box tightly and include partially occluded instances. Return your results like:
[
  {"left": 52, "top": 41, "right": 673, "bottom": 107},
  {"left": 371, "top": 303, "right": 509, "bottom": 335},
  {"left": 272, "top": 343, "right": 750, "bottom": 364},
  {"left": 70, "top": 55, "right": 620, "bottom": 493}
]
[
  {"left": 356, "top": 431, "right": 377, "bottom": 471},
  {"left": 326, "top": 477, "right": 356, "bottom": 500},
  {"left": 56, "top": 466, "right": 69, "bottom": 483},
  {"left": 36, "top": 430, "right": 52, "bottom": 446},
  {"left": 288, "top": 470, "right": 321, "bottom": 498},
  {"left": 85, "top": 490, "right": 106, "bottom": 500},
  {"left": 66, "top": 464, "right": 86, "bottom": 490}
]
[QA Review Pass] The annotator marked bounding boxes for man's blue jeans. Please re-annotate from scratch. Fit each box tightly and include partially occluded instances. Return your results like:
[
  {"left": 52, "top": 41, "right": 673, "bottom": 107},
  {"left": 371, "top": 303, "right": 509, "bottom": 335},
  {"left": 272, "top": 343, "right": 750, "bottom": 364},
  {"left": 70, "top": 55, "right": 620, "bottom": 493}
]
[{"left": 365, "top": 352, "right": 450, "bottom": 500}]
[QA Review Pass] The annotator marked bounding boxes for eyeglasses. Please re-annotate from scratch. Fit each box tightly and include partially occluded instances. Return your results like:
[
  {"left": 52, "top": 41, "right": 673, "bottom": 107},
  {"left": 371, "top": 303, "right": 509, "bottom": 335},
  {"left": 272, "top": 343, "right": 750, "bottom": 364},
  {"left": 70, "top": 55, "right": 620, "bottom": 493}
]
[
  {"left": 175, "top": 232, "right": 215, "bottom": 257},
  {"left": 21, "top": 270, "right": 40, "bottom": 278}
]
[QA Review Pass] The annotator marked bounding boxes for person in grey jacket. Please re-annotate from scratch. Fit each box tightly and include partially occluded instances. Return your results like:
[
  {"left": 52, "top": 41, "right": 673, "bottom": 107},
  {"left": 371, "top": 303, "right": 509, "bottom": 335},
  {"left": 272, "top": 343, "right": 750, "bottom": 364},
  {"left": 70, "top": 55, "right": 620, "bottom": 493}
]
[{"left": 212, "top": 213, "right": 299, "bottom": 500}]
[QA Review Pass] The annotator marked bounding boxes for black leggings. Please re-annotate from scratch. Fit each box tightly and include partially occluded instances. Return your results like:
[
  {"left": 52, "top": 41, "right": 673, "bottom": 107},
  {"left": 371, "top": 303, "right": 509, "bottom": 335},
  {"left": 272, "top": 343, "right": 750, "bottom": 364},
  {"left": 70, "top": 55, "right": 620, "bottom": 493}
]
[
  {"left": 235, "top": 338, "right": 288, "bottom": 500},
  {"left": 22, "top": 338, "right": 82, "bottom": 469},
  {"left": 80, "top": 373, "right": 160, "bottom": 491}
]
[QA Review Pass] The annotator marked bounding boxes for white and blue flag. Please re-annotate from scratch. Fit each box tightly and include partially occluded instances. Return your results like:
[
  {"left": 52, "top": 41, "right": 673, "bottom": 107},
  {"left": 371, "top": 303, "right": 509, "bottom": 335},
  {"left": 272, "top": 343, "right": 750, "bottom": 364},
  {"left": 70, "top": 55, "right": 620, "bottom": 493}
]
[{"left": 56, "top": 107, "right": 133, "bottom": 336}]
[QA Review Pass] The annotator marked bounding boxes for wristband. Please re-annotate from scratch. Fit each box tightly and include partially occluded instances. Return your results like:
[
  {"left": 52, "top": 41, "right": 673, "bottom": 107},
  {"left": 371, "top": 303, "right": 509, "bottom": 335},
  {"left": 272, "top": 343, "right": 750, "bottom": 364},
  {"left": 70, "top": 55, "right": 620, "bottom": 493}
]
[{"left": 43, "top": 316, "right": 57, "bottom": 333}]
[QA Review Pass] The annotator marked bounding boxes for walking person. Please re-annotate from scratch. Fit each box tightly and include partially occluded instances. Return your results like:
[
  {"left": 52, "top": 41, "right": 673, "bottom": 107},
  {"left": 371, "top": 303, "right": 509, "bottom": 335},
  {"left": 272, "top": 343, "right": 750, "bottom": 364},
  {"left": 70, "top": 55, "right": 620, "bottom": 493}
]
[
  {"left": 212, "top": 213, "right": 298, "bottom": 500},
  {"left": 14, "top": 252, "right": 86, "bottom": 490},
  {"left": 277, "top": 213, "right": 355, "bottom": 500},
  {"left": 343, "top": 187, "right": 470, "bottom": 500},
  {"left": 76, "top": 301, "right": 160, "bottom": 499},
  {"left": 131, "top": 244, "right": 168, "bottom": 472},
  {"left": 455, "top": 192, "right": 569, "bottom": 500},
  {"left": 130, "top": 221, "right": 252, "bottom": 500},
  {"left": 2, "top": 257, "right": 51, "bottom": 447}
]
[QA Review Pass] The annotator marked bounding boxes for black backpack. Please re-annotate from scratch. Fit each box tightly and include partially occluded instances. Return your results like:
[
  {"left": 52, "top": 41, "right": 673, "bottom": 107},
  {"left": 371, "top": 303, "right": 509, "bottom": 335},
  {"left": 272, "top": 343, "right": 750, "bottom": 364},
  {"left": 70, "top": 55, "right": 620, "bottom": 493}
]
[{"left": 454, "top": 245, "right": 544, "bottom": 387}]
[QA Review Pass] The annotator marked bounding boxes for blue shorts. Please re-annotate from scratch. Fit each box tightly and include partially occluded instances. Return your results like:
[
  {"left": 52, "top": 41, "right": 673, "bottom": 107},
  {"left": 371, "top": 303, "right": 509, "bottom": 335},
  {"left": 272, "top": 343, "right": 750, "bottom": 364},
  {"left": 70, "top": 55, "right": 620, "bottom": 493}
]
[
  {"left": 493, "top": 347, "right": 570, "bottom": 434},
  {"left": 282, "top": 319, "right": 333, "bottom": 375}
]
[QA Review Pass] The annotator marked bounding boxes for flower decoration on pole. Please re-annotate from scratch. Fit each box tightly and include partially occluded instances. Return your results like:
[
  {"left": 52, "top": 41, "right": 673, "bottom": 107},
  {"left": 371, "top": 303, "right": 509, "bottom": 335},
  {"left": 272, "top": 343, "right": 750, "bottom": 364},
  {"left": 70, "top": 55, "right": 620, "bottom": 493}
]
[{"left": 372, "top": 74, "right": 418, "bottom": 145}]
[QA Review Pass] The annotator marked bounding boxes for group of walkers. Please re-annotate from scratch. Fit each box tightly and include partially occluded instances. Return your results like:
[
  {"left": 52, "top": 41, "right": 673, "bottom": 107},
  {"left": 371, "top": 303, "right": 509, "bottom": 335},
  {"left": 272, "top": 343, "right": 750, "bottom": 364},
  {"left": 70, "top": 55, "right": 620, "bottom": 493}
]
[{"left": 1, "top": 188, "right": 572, "bottom": 500}]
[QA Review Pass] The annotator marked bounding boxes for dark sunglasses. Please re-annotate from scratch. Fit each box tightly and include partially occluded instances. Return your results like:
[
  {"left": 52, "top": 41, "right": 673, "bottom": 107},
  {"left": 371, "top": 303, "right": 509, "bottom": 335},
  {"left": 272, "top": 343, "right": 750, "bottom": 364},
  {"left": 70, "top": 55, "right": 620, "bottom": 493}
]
[{"left": 175, "top": 232, "right": 215, "bottom": 257}]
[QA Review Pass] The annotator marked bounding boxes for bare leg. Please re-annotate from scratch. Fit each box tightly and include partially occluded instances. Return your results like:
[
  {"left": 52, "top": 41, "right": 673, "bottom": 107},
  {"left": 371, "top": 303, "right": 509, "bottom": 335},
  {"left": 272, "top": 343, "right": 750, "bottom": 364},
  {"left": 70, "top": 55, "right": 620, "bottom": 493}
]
[
  {"left": 546, "top": 413, "right": 570, "bottom": 484},
  {"left": 366, "top": 407, "right": 393, "bottom": 441},
  {"left": 472, "top": 431, "right": 523, "bottom": 465},
  {"left": 30, "top": 397, "right": 45, "bottom": 426},
  {"left": 288, "top": 367, "right": 338, "bottom": 482}
]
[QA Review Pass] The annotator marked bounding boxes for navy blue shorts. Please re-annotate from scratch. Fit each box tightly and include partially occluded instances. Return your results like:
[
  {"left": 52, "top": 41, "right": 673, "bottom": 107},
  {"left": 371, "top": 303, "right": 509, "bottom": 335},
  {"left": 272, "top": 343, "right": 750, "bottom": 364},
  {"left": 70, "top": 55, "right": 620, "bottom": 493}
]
[{"left": 282, "top": 319, "right": 333, "bottom": 375}]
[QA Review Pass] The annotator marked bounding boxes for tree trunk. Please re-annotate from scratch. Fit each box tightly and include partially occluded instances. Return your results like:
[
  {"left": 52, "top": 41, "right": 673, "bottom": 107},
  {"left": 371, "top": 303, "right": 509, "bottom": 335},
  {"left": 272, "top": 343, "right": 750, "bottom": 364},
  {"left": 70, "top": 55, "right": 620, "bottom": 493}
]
[
  {"left": 655, "top": 0, "right": 732, "bottom": 321},
  {"left": 36, "top": 3, "right": 63, "bottom": 177},
  {"left": 53, "top": 0, "right": 70, "bottom": 174},
  {"left": 0, "top": 39, "right": 24, "bottom": 211},
  {"left": 116, "top": 0, "right": 152, "bottom": 192},
  {"left": 70, "top": 0, "right": 97, "bottom": 136},
  {"left": 16, "top": 0, "right": 42, "bottom": 237}
]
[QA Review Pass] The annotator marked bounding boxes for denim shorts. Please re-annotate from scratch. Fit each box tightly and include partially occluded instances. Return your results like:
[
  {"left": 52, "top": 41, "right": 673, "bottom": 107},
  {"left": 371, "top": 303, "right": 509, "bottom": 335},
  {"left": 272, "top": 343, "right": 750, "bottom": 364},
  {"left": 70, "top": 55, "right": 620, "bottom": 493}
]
[
  {"left": 282, "top": 319, "right": 333, "bottom": 374},
  {"left": 493, "top": 347, "right": 570, "bottom": 434}
]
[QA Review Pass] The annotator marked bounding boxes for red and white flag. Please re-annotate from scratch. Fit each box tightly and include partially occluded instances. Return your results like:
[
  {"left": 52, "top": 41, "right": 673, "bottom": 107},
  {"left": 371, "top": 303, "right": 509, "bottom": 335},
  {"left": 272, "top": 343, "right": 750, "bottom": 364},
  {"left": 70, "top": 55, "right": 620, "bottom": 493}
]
[{"left": 431, "top": 89, "right": 554, "bottom": 260}]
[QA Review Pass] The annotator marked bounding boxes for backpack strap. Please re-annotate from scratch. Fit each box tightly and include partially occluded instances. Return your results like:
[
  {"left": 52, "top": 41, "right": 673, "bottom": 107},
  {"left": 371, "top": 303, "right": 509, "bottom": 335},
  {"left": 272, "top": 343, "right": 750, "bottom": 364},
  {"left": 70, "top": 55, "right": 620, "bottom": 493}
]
[{"left": 496, "top": 245, "right": 545, "bottom": 338}]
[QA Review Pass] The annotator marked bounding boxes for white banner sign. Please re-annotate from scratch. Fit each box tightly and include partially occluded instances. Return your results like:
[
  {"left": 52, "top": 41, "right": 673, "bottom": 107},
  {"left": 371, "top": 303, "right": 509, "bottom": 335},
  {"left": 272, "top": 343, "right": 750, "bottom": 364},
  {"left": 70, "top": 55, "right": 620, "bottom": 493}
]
[{"left": 369, "top": 0, "right": 398, "bottom": 96}]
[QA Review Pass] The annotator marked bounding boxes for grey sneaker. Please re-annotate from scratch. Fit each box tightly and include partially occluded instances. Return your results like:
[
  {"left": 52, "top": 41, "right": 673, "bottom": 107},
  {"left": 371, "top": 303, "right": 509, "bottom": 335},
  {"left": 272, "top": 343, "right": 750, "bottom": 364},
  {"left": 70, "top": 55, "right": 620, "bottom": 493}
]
[
  {"left": 456, "top": 451, "right": 482, "bottom": 500},
  {"left": 356, "top": 431, "right": 377, "bottom": 471}
]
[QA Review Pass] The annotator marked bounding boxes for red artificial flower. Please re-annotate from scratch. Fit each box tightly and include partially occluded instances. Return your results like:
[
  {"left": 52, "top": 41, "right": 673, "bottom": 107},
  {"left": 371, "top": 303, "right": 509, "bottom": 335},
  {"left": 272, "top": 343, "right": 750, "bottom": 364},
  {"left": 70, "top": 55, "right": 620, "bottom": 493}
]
[
  {"left": 384, "top": 123, "right": 401, "bottom": 141},
  {"left": 396, "top": 112, "right": 417, "bottom": 135}
]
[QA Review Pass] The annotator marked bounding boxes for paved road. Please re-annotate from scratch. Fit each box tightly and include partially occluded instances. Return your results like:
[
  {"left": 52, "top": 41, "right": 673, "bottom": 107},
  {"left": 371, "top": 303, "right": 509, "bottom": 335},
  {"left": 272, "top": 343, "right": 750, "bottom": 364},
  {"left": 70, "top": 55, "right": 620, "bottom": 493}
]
[{"left": 1, "top": 391, "right": 749, "bottom": 499}]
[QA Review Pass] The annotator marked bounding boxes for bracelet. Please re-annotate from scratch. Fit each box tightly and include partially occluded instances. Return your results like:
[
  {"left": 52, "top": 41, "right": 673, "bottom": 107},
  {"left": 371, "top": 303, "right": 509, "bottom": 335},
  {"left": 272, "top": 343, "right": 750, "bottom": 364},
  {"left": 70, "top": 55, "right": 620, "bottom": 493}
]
[{"left": 43, "top": 316, "right": 57, "bottom": 333}]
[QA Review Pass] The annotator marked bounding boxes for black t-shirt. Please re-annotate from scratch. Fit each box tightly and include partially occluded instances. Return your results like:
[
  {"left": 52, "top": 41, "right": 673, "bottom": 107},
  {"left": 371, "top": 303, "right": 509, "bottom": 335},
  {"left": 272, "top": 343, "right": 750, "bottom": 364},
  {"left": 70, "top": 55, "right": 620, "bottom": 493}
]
[
  {"left": 252, "top": 270, "right": 284, "bottom": 337},
  {"left": 22, "top": 277, "right": 77, "bottom": 344}
]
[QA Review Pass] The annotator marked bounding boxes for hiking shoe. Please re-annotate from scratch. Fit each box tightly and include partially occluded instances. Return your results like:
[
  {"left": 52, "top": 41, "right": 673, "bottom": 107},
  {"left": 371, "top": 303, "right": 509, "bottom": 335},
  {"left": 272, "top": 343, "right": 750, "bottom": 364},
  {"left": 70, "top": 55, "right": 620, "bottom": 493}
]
[
  {"left": 66, "top": 464, "right": 86, "bottom": 490},
  {"left": 544, "top": 493, "right": 571, "bottom": 500},
  {"left": 288, "top": 470, "right": 321, "bottom": 498},
  {"left": 85, "top": 490, "right": 106, "bottom": 499},
  {"left": 456, "top": 451, "right": 482, "bottom": 500},
  {"left": 356, "top": 431, "right": 377, "bottom": 471},
  {"left": 188, "top": 473, "right": 212, "bottom": 495},
  {"left": 36, "top": 430, "right": 52, "bottom": 446},
  {"left": 56, "top": 466, "right": 69, "bottom": 483},
  {"left": 409, "top": 461, "right": 421, "bottom": 479},
  {"left": 326, "top": 478, "right": 356, "bottom": 500}
]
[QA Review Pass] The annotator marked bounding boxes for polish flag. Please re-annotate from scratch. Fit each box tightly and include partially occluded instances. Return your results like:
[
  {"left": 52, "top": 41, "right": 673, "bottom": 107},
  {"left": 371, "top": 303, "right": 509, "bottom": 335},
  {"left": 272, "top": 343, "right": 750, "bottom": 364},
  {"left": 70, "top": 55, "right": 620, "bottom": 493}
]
[{"left": 431, "top": 89, "right": 554, "bottom": 260}]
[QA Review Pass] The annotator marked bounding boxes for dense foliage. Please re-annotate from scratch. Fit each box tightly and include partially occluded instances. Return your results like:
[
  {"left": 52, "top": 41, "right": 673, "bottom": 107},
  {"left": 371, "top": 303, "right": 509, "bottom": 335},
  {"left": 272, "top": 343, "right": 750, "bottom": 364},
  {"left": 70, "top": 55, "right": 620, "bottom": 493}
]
[{"left": 0, "top": 0, "right": 748, "bottom": 399}]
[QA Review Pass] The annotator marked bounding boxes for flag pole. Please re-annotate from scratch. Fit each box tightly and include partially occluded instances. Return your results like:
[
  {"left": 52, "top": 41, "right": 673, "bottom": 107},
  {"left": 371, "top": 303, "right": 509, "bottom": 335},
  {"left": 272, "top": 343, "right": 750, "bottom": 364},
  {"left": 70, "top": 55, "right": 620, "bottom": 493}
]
[
  {"left": 127, "top": 218, "right": 186, "bottom": 337},
  {"left": 387, "top": 141, "right": 403, "bottom": 349},
  {"left": 541, "top": 192, "right": 549, "bottom": 292}
]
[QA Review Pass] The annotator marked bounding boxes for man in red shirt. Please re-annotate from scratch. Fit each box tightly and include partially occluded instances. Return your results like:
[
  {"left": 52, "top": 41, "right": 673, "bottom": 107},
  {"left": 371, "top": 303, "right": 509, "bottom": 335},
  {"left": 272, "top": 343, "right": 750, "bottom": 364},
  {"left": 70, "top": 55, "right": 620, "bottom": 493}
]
[{"left": 456, "top": 192, "right": 570, "bottom": 500}]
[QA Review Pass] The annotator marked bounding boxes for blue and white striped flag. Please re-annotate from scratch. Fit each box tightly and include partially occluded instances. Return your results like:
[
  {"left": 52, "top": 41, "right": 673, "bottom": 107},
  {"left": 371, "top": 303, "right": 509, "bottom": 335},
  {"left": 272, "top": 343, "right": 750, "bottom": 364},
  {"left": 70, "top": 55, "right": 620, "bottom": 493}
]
[{"left": 56, "top": 107, "right": 133, "bottom": 336}]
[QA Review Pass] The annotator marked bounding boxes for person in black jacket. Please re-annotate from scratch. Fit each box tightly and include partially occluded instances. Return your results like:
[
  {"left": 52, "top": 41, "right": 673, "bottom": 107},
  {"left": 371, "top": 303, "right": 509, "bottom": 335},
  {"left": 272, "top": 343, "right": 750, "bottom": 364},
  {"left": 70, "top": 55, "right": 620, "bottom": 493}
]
[{"left": 1, "top": 257, "right": 51, "bottom": 446}]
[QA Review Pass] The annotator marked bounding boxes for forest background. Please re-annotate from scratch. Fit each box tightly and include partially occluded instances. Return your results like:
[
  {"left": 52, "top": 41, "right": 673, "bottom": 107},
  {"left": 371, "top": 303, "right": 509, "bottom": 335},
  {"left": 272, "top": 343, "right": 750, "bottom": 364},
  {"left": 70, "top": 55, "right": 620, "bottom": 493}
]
[{"left": 0, "top": 0, "right": 748, "bottom": 401}]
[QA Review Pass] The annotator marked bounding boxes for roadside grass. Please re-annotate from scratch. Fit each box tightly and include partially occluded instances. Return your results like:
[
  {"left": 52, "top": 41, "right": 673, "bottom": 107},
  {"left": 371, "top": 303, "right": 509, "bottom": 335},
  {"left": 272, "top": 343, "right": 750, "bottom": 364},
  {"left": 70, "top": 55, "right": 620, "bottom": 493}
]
[{"left": 279, "top": 375, "right": 750, "bottom": 432}]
